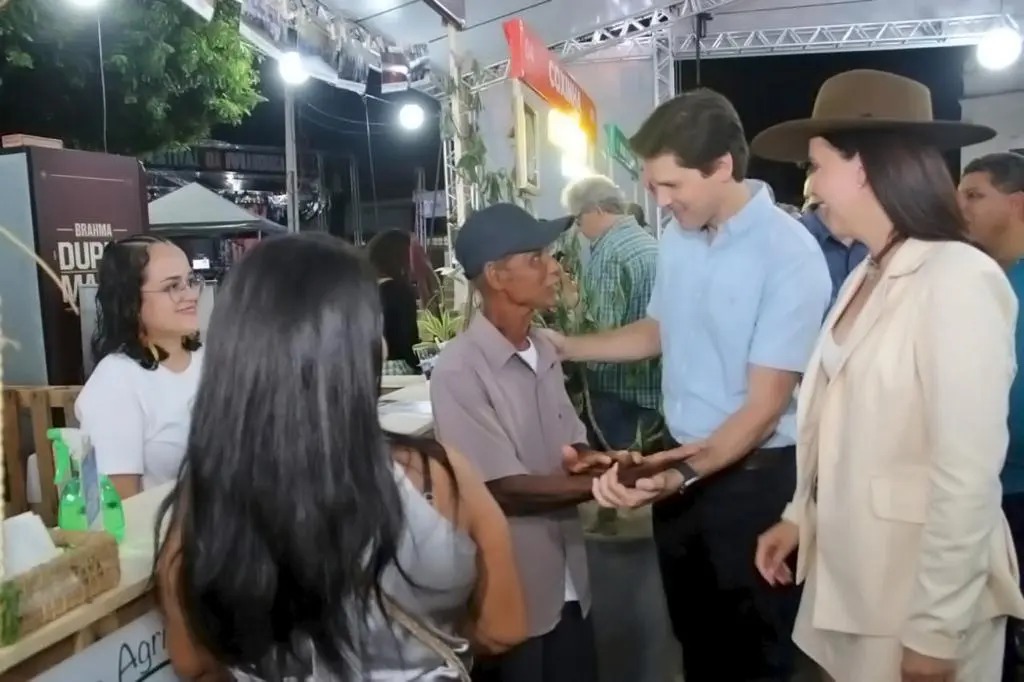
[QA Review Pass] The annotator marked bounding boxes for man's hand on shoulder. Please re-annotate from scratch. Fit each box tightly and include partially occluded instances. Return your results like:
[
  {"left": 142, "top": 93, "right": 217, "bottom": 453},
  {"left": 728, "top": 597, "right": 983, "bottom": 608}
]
[{"left": 537, "top": 328, "right": 570, "bottom": 360}]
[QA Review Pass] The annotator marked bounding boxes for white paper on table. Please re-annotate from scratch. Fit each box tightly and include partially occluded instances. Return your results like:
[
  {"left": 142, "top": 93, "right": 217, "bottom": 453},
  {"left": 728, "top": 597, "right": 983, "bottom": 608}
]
[
  {"left": 377, "top": 400, "right": 433, "bottom": 416},
  {"left": 2, "top": 512, "right": 60, "bottom": 578}
]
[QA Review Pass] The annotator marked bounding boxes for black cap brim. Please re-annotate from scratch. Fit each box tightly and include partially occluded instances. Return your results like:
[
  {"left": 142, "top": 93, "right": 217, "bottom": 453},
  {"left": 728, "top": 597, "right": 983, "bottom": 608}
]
[{"left": 526, "top": 215, "right": 574, "bottom": 251}]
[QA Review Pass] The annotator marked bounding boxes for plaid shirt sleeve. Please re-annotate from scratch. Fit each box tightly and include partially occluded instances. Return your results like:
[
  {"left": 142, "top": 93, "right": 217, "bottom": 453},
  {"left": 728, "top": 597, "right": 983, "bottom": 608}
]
[{"left": 584, "top": 227, "right": 661, "bottom": 411}]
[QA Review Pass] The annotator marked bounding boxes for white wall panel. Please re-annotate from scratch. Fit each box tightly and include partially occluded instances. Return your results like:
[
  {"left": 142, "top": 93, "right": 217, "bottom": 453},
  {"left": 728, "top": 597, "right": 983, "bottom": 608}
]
[
  {"left": 568, "top": 59, "right": 655, "bottom": 202},
  {"left": 961, "top": 91, "right": 1024, "bottom": 164},
  {"left": 477, "top": 81, "right": 569, "bottom": 219},
  {"left": 961, "top": 51, "right": 1024, "bottom": 165},
  {"left": 963, "top": 51, "right": 1024, "bottom": 97}
]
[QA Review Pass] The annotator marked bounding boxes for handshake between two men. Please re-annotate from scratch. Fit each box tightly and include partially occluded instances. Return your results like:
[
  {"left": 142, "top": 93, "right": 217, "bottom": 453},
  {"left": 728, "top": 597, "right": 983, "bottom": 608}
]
[{"left": 561, "top": 443, "right": 704, "bottom": 510}]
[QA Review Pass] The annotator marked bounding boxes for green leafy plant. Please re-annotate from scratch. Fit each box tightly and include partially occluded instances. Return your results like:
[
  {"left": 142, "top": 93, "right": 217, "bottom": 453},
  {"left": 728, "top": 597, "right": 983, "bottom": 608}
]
[
  {"left": 442, "top": 59, "right": 532, "bottom": 221},
  {"left": 417, "top": 303, "right": 463, "bottom": 345},
  {"left": 0, "top": 581, "right": 21, "bottom": 645},
  {"left": 0, "top": 0, "right": 262, "bottom": 154},
  {"left": 440, "top": 60, "right": 535, "bottom": 330}
]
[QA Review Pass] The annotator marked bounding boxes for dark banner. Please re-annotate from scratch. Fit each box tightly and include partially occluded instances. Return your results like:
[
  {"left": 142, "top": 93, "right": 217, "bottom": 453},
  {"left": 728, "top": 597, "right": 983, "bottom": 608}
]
[
  {"left": 239, "top": 0, "right": 291, "bottom": 53},
  {"left": 29, "top": 147, "right": 147, "bottom": 385},
  {"left": 379, "top": 42, "right": 431, "bottom": 94}
]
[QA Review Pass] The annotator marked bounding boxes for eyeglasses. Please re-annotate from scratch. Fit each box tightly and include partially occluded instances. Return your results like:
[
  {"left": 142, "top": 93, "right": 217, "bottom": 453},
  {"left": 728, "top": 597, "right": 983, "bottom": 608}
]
[{"left": 142, "top": 272, "right": 205, "bottom": 303}]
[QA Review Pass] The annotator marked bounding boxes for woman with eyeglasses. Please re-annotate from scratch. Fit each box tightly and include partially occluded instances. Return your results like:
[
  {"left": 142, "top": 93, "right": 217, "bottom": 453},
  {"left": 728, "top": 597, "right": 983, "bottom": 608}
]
[{"left": 75, "top": 235, "right": 204, "bottom": 499}]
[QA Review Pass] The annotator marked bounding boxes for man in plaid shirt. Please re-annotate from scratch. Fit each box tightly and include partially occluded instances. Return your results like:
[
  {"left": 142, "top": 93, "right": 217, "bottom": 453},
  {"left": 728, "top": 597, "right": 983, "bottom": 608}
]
[{"left": 562, "top": 175, "right": 662, "bottom": 450}]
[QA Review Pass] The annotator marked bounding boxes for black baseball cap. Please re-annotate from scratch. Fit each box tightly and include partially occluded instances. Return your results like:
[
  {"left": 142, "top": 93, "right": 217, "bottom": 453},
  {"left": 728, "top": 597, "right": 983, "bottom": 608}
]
[{"left": 455, "top": 203, "right": 574, "bottom": 279}]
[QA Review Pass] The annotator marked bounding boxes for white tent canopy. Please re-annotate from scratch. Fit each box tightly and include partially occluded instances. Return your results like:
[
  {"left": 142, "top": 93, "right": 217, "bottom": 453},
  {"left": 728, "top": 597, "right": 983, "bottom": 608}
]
[{"left": 148, "top": 182, "right": 285, "bottom": 234}]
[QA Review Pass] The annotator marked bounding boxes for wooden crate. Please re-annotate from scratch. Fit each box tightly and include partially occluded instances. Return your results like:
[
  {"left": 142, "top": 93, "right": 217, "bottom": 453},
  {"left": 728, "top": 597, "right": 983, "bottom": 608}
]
[
  {"left": 1, "top": 386, "right": 81, "bottom": 526},
  {"left": 1, "top": 529, "right": 120, "bottom": 646}
]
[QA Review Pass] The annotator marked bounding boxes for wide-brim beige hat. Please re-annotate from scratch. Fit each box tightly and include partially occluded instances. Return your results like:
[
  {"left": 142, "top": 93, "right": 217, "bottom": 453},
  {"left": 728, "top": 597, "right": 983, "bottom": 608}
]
[{"left": 751, "top": 69, "right": 996, "bottom": 163}]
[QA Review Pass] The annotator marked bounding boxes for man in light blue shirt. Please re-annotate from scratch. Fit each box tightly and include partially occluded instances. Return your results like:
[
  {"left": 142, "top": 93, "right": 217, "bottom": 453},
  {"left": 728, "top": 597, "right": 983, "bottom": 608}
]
[{"left": 548, "top": 88, "right": 830, "bottom": 682}]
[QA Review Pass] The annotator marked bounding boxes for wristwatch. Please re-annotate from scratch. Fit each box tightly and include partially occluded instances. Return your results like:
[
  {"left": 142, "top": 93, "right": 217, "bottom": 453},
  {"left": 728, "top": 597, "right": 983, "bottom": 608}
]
[{"left": 673, "top": 461, "right": 701, "bottom": 494}]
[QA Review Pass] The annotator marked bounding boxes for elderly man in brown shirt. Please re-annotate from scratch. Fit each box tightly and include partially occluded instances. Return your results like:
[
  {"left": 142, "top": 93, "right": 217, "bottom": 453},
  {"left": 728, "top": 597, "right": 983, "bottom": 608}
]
[{"left": 430, "top": 203, "right": 603, "bottom": 682}]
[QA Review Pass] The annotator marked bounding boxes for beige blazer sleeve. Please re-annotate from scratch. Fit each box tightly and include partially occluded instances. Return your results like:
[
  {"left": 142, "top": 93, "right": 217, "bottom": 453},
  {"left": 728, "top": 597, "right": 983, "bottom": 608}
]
[{"left": 901, "top": 253, "right": 1018, "bottom": 659}]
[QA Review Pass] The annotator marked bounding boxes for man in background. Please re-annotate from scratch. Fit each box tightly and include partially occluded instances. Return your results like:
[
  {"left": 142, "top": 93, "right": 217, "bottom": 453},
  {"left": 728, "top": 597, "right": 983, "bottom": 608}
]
[
  {"left": 561, "top": 175, "right": 662, "bottom": 451},
  {"left": 958, "top": 151, "right": 1024, "bottom": 682},
  {"left": 799, "top": 175, "right": 867, "bottom": 305}
]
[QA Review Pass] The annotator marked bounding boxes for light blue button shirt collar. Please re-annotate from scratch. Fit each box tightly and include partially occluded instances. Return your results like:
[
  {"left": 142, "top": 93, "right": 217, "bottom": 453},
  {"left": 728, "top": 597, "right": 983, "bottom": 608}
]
[{"left": 650, "top": 180, "right": 832, "bottom": 448}]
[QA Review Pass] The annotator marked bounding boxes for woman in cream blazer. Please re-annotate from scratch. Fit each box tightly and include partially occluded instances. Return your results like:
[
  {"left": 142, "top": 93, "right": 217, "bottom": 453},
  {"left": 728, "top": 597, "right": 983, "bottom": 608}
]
[{"left": 750, "top": 70, "right": 1024, "bottom": 682}]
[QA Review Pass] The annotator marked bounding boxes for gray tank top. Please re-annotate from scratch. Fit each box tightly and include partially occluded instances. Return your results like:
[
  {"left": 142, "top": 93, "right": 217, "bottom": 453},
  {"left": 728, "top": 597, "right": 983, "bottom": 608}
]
[{"left": 233, "top": 462, "right": 477, "bottom": 681}]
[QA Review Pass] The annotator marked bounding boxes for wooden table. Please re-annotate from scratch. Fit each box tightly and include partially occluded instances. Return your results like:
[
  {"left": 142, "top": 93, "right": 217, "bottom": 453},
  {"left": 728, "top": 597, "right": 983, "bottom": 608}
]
[
  {"left": 0, "top": 394, "right": 437, "bottom": 679},
  {"left": 0, "top": 484, "right": 170, "bottom": 680},
  {"left": 380, "top": 374, "right": 426, "bottom": 395}
]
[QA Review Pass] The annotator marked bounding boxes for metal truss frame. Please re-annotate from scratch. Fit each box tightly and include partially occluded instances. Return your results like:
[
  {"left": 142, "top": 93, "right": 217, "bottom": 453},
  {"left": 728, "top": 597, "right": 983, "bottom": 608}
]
[
  {"left": 420, "top": 11, "right": 1018, "bottom": 97},
  {"left": 651, "top": 27, "right": 676, "bottom": 238},
  {"left": 573, "top": 13, "right": 1017, "bottom": 63},
  {"left": 459, "top": 0, "right": 744, "bottom": 93},
  {"left": 671, "top": 14, "right": 1018, "bottom": 59}
]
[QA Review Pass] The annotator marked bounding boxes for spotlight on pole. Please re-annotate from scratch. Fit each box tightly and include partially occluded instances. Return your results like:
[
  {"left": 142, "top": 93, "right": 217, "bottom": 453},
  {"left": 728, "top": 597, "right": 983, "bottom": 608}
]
[
  {"left": 977, "top": 26, "right": 1023, "bottom": 71},
  {"left": 279, "top": 51, "right": 309, "bottom": 86},
  {"left": 398, "top": 102, "right": 425, "bottom": 131}
]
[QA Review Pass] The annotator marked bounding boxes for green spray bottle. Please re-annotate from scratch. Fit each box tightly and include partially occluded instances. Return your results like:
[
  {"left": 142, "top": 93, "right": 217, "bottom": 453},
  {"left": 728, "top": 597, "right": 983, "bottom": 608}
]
[
  {"left": 47, "top": 428, "right": 126, "bottom": 543},
  {"left": 49, "top": 429, "right": 88, "bottom": 532}
]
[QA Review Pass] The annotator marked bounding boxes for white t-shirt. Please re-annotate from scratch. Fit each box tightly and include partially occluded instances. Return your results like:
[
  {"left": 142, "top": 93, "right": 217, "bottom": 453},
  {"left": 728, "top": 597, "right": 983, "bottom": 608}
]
[
  {"left": 75, "top": 348, "right": 203, "bottom": 490},
  {"left": 514, "top": 339, "right": 578, "bottom": 604}
]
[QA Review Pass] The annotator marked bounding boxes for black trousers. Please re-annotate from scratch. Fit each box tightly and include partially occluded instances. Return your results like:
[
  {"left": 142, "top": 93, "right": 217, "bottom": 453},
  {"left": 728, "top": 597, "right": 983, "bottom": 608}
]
[
  {"left": 471, "top": 602, "right": 598, "bottom": 682},
  {"left": 653, "top": 445, "right": 802, "bottom": 682},
  {"left": 1003, "top": 493, "right": 1024, "bottom": 682}
]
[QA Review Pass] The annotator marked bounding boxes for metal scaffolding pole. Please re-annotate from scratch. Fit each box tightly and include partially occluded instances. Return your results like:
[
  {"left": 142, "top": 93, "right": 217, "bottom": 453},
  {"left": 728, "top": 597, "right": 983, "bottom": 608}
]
[
  {"left": 284, "top": 87, "right": 299, "bottom": 234},
  {"left": 443, "top": 22, "right": 472, "bottom": 306},
  {"left": 651, "top": 27, "right": 676, "bottom": 239},
  {"left": 349, "top": 156, "right": 362, "bottom": 244}
]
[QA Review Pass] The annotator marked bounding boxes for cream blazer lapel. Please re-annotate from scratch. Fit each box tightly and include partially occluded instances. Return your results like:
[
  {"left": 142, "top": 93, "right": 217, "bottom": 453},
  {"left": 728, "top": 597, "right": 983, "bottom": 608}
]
[{"left": 791, "top": 241, "right": 939, "bottom": 583}]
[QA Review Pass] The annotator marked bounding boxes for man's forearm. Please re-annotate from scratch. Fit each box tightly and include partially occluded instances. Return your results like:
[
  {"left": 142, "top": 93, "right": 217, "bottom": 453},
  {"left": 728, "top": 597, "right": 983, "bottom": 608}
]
[
  {"left": 486, "top": 475, "right": 593, "bottom": 516},
  {"left": 687, "top": 404, "right": 782, "bottom": 477},
  {"left": 567, "top": 318, "right": 661, "bottom": 363}
]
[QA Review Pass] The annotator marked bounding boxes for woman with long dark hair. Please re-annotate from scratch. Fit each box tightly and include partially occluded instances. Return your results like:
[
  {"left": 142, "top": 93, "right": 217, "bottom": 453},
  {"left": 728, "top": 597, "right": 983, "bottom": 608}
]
[
  {"left": 156, "top": 233, "right": 525, "bottom": 680},
  {"left": 750, "top": 70, "right": 1024, "bottom": 680},
  {"left": 76, "top": 234, "right": 203, "bottom": 498}
]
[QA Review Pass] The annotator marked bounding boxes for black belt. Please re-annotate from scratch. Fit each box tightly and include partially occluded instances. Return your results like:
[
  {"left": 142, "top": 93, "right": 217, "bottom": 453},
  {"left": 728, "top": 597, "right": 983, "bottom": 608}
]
[{"left": 742, "top": 445, "right": 795, "bottom": 470}]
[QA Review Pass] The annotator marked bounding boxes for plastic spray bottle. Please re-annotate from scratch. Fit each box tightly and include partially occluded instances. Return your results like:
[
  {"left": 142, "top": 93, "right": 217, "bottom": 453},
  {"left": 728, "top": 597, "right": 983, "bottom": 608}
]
[{"left": 47, "top": 428, "right": 126, "bottom": 543}]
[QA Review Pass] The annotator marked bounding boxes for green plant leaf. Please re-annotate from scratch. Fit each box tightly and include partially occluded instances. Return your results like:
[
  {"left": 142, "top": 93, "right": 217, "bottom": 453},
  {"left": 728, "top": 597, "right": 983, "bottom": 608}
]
[{"left": 0, "top": 0, "right": 261, "bottom": 154}]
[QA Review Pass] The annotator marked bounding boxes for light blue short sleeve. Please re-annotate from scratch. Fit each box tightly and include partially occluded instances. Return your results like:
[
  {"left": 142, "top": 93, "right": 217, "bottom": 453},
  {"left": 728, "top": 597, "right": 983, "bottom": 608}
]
[
  {"left": 749, "top": 250, "right": 831, "bottom": 372},
  {"left": 646, "top": 237, "right": 671, "bottom": 321}
]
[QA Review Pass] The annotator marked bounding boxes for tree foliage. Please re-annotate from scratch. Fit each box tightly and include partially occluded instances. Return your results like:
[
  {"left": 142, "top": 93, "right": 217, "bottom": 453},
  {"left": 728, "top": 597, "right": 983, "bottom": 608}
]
[{"left": 0, "top": 0, "right": 262, "bottom": 154}]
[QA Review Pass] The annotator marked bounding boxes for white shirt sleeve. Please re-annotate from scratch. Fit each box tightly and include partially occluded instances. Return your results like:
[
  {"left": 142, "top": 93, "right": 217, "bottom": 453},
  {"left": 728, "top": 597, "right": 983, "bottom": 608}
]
[{"left": 75, "top": 356, "right": 146, "bottom": 477}]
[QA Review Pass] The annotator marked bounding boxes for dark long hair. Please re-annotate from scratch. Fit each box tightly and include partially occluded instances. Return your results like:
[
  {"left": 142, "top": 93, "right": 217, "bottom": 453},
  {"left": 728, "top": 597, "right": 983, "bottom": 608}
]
[
  {"left": 367, "top": 229, "right": 440, "bottom": 312},
  {"left": 822, "top": 131, "right": 969, "bottom": 244},
  {"left": 91, "top": 234, "right": 201, "bottom": 369},
  {"left": 156, "top": 233, "right": 454, "bottom": 680},
  {"left": 366, "top": 229, "right": 413, "bottom": 282}
]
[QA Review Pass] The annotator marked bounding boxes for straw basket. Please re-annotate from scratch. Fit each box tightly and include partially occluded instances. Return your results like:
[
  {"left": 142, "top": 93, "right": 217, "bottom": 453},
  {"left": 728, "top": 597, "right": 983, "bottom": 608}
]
[
  {"left": 0, "top": 529, "right": 120, "bottom": 645},
  {"left": 1, "top": 288, "right": 118, "bottom": 646}
]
